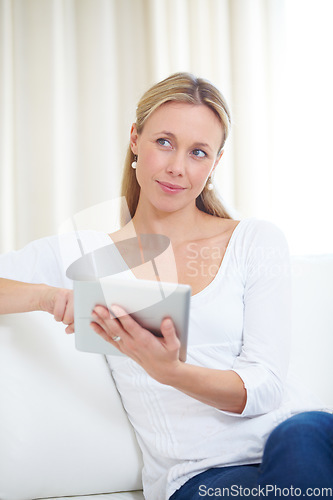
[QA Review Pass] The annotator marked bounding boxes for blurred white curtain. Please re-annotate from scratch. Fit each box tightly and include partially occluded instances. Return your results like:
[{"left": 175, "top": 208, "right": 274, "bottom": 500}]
[
  {"left": 0, "top": 0, "right": 298, "bottom": 252},
  {"left": 0, "top": 0, "right": 233, "bottom": 251}
]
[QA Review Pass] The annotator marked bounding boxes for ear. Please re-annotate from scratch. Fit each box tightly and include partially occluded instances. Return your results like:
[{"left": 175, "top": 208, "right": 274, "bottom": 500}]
[{"left": 130, "top": 124, "right": 139, "bottom": 154}]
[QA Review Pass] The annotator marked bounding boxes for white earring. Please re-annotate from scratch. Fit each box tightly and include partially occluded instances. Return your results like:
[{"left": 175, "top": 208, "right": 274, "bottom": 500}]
[
  {"left": 131, "top": 155, "right": 137, "bottom": 169},
  {"left": 206, "top": 177, "right": 214, "bottom": 191}
]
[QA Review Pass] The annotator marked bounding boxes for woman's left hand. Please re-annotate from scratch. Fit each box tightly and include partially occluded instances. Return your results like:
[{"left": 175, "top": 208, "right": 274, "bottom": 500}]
[
  {"left": 91, "top": 305, "right": 247, "bottom": 413},
  {"left": 90, "top": 304, "right": 182, "bottom": 384}
]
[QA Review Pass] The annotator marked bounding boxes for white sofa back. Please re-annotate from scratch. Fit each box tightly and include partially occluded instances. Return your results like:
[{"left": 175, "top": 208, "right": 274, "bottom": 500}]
[
  {"left": 289, "top": 255, "right": 333, "bottom": 408},
  {"left": 0, "top": 254, "right": 332, "bottom": 500}
]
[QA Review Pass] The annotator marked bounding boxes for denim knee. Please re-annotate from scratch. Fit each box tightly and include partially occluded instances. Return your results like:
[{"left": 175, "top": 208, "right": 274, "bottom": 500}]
[
  {"left": 266, "top": 411, "right": 333, "bottom": 446},
  {"left": 259, "top": 411, "right": 333, "bottom": 488}
]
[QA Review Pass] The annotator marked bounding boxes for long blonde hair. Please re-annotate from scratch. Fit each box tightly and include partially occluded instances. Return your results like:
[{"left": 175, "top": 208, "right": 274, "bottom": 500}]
[{"left": 120, "top": 72, "right": 232, "bottom": 225}]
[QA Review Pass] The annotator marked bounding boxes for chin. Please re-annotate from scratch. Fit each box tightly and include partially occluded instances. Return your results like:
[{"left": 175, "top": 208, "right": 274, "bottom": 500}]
[{"left": 153, "top": 199, "right": 194, "bottom": 215}]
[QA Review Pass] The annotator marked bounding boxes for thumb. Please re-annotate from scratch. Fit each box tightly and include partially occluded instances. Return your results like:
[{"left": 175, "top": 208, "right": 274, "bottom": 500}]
[{"left": 160, "top": 318, "right": 180, "bottom": 349}]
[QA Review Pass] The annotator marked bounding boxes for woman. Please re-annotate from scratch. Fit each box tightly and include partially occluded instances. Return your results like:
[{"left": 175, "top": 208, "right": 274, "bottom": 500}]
[{"left": 0, "top": 73, "right": 332, "bottom": 499}]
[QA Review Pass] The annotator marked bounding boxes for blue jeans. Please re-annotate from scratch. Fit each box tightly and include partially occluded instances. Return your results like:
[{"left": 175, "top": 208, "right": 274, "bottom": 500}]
[{"left": 170, "top": 411, "right": 333, "bottom": 499}]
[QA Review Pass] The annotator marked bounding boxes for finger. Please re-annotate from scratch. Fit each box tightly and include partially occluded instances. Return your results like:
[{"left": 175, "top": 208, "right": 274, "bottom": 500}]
[
  {"left": 90, "top": 321, "right": 122, "bottom": 351},
  {"left": 91, "top": 310, "right": 108, "bottom": 330},
  {"left": 92, "top": 306, "right": 119, "bottom": 331},
  {"left": 93, "top": 305, "right": 112, "bottom": 320},
  {"left": 160, "top": 318, "right": 181, "bottom": 350},
  {"left": 110, "top": 304, "right": 144, "bottom": 338},
  {"left": 91, "top": 306, "right": 114, "bottom": 333},
  {"left": 65, "top": 323, "right": 75, "bottom": 334},
  {"left": 91, "top": 310, "right": 124, "bottom": 340},
  {"left": 63, "top": 293, "right": 74, "bottom": 326}
]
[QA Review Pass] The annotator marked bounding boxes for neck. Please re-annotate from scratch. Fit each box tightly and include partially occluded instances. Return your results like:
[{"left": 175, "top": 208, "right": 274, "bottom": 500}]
[{"left": 132, "top": 202, "right": 205, "bottom": 246}]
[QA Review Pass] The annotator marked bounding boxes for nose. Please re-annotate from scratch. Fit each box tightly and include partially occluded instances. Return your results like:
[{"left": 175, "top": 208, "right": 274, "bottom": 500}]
[{"left": 166, "top": 152, "right": 186, "bottom": 176}]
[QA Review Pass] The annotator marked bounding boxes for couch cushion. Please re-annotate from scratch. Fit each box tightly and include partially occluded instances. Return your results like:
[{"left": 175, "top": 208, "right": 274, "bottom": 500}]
[
  {"left": 290, "top": 255, "right": 333, "bottom": 409},
  {"left": 0, "top": 311, "right": 143, "bottom": 500}
]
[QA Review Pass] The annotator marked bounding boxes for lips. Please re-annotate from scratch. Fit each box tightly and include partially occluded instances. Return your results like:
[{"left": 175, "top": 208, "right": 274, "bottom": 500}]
[{"left": 157, "top": 180, "right": 186, "bottom": 193}]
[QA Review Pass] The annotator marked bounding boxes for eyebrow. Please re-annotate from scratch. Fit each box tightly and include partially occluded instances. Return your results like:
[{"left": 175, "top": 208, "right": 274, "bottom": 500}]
[{"left": 154, "top": 131, "right": 213, "bottom": 152}]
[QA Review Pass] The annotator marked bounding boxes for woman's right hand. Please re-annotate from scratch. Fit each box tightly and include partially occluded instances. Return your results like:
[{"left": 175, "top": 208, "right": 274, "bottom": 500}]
[
  {"left": 0, "top": 279, "right": 74, "bottom": 332},
  {"left": 38, "top": 285, "right": 74, "bottom": 333}
]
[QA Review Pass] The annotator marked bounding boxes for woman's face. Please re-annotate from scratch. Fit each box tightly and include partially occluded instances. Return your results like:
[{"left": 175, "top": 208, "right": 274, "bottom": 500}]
[{"left": 130, "top": 101, "right": 224, "bottom": 215}]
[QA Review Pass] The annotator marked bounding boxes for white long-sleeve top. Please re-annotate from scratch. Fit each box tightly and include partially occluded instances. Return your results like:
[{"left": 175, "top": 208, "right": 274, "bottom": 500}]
[{"left": 0, "top": 218, "right": 323, "bottom": 500}]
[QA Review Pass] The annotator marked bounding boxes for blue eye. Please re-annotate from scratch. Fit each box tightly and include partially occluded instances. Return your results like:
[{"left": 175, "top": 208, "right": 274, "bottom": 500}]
[
  {"left": 157, "top": 138, "right": 172, "bottom": 147},
  {"left": 192, "top": 149, "right": 207, "bottom": 158}
]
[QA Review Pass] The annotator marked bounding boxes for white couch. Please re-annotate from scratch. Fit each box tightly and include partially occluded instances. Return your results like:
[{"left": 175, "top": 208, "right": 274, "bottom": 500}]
[{"left": 0, "top": 255, "right": 332, "bottom": 500}]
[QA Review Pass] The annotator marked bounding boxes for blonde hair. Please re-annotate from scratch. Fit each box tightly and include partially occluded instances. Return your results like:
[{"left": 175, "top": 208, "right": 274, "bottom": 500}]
[{"left": 121, "top": 72, "right": 232, "bottom": 225}]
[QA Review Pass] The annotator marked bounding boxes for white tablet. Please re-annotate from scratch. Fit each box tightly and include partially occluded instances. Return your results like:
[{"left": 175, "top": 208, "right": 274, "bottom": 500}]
[{"left": 73, "top": 277, "right": 191, "bottom": 361}]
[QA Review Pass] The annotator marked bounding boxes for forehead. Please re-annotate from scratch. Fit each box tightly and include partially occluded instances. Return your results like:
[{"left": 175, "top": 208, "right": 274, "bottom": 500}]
[{"left": 142, "top": 101, "right": 224, "bottom": 148}]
